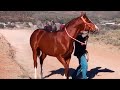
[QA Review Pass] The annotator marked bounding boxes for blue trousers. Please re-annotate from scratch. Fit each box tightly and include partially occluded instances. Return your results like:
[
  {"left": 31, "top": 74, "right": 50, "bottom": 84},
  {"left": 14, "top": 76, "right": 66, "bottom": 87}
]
[{"left": 72, "top": 54, "right": 88, "bottom": 79}]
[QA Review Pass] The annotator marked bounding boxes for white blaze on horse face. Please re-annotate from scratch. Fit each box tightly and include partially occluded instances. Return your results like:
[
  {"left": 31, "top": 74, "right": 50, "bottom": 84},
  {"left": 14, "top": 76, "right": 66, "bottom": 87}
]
[
  {"left": 95, "top": 24, "right": 99, "bottom": 31},
  {"left": 88, "top": 18, "right": 99, "bottom": 31},
  {"left": 35, "top": 67, "right": 37, "bottom": 79}
]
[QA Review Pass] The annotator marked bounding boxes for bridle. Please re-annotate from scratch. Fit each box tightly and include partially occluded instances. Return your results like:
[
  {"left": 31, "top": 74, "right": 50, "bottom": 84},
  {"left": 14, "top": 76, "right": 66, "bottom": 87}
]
[
  {"left": 65, "top": 16, "right": 93, "bottom": 44},
  {"left": 81, "top": 16, "right": 94, "bottom": 31}
]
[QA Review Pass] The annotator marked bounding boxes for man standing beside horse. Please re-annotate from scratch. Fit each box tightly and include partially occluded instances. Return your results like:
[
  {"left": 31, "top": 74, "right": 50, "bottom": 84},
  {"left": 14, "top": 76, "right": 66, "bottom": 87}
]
[{"left": 71, "top": 30, "right": 89, "bottom": 79}]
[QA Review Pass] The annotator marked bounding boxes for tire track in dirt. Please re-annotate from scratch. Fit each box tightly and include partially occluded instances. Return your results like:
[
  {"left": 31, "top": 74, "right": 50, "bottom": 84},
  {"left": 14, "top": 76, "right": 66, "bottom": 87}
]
[{"left": 0, "top": 29, "right": 34, "bottom": 79}]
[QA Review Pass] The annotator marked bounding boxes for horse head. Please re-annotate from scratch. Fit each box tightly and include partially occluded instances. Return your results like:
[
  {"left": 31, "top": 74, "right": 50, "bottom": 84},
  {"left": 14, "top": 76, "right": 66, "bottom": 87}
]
[{"left": 80, "top": 12, "right": 99, "bottom": 33}]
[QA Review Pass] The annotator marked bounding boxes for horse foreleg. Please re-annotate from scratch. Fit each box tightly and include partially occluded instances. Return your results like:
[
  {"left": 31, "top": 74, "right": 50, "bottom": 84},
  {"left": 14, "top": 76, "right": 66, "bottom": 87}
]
[
  {"left": 39, "top": 53, "right": 46, "bottom": 79},
  {"left": 64, "top": 63, "right": 69, "bottom": 79},
  {"left": 66, "top": 58, "right": 71, "bottom": 79},
  {"left": 40, "top": 64, "right": 43, "bottom": 79},
  {"left": 57, "top": 56, "right": 68, "bottom": 79},
  {"left": 63, "top": 54, "right": 71, "bottom": 79}
]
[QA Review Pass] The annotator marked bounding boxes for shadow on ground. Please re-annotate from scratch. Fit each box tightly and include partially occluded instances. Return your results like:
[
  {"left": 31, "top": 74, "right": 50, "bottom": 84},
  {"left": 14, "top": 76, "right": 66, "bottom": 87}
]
[
  {"left": 87, "top": 67, "right": 114, "bottom": 79},
  {"left": 43, "top": 67, "right": 114, "bottom": 79},
  {"left": 43, "top": 68, "right": 75, "bottom": 79}
]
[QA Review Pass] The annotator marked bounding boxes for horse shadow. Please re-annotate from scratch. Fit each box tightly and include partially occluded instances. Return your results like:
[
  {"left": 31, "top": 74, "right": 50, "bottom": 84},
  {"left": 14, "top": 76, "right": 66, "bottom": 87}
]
[
  {"left": 87, "top": 67, "right": 115, "bottom": 79},
  {"left": 43, "top": 68, "right": 75, "bottom": 79},
  {"left": 43, "top": 67, "right": 115, "bottom": 79}
]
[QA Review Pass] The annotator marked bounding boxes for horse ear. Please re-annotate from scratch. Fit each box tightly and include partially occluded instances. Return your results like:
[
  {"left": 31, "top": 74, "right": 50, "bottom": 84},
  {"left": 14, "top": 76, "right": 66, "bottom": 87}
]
[
  {"left": 84, "top": 12, "right": 86, "bottom": 15},
  {"left": 80, "top": 11, "right": 86, "bottom": 17}
]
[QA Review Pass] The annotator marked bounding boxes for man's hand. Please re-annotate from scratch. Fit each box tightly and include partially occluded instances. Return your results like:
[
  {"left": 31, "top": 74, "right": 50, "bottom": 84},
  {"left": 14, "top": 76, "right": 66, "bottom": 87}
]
[
  {"left": 80, "top": 42, "right": 86, "bottom": 46},
  {"left": 87, "top": 58, "right": 89, "bottom": 62}
]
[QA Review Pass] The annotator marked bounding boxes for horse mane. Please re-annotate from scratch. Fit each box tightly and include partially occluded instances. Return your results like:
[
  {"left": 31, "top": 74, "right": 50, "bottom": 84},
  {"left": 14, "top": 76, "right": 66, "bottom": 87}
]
[{"left": 61, "top": 16, "right": 81, "bottom": 31}]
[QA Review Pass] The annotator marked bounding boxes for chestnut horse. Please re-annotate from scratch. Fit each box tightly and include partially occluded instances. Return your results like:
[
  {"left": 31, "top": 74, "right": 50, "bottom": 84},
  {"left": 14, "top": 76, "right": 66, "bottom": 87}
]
[{"left": 30, "top": 12, "right": 99, "bottom": 79}]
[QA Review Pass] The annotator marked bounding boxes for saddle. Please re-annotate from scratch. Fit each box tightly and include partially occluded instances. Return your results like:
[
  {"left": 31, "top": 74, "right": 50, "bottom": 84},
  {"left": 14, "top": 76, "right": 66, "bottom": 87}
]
[
  {"left": 44, "top": 25, "right": 52, "bottom": 32},
  {"left": 44, "top": 25, "right": 57, "bottom": 32}
]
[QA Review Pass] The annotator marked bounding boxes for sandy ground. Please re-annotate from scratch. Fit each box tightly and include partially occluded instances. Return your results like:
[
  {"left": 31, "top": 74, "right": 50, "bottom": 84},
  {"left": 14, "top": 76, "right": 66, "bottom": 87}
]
[{"left": 0, "top": 29, "right": 120, "bottom": 79}]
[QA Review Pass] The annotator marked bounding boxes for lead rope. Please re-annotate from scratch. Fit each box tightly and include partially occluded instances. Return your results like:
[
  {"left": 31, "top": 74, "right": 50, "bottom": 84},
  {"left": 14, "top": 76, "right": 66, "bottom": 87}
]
[
  {"left": 65, "top": 27, "right": 82, "bottom": 43},
  {"left": 64, "top": 23, "right": 87, "bottom": 44}
]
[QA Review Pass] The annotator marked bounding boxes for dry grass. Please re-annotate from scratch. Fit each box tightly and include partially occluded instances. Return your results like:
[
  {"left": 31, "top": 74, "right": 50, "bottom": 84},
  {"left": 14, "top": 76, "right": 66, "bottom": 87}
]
[
  {"left": 89, "top": 29, "right": 120, "bottom": 50},
  {"left": 0, "top": 33, "right": 15, "bottom": 59}
]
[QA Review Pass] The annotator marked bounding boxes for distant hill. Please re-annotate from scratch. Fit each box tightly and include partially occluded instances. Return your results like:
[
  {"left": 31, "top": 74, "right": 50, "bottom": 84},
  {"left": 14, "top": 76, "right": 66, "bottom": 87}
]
[{"left": 0, "top": 11, "right": 120, "bottom": 23}]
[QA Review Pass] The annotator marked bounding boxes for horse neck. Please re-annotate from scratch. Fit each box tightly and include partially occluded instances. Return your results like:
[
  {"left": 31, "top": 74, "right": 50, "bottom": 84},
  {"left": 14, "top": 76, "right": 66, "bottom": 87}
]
[{"left": 64, "top": 23, "right": 84, "bottom": 42}]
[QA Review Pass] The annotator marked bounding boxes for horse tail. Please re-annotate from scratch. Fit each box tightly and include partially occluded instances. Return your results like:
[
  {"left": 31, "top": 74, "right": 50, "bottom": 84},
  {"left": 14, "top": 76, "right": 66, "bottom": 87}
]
[
  {"left": 37, "top": 48, "right": 40, "bottom": 57},
  {"left": 30, "top": 29, "right": 40, "bottom": 79}
]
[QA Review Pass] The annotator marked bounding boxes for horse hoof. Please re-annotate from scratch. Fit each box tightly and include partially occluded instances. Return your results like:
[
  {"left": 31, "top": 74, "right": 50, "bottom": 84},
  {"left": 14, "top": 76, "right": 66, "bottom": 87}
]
[
  {"left": 63, "top": 74, "right": 66, "bottom": 79},
  {"left": 34, "top": 75, "right": 37, "bottom": 79},
  {"left": 41, "top": 77, "right": 44, "bottom": 79},
  {"left": 35, "top": 76, "right": 37, "bottom": 79}
]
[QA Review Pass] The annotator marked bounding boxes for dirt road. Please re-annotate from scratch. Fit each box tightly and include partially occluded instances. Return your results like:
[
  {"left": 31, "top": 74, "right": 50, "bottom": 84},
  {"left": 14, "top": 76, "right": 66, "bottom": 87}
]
[{"left": 0, "top": 29, "right": 120, "bottom": 79}]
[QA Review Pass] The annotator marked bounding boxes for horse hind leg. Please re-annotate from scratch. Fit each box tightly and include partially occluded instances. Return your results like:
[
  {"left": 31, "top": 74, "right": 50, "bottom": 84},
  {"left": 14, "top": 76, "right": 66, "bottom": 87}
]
[
  {"left": 39, "top": 53, "right": 47, "bottom": 79},
  {"left": 32, "top": 48, "right": 41, "bottom": 79},
  {"left": 32, "top": 49, "right": 38, "bottom": 79}
]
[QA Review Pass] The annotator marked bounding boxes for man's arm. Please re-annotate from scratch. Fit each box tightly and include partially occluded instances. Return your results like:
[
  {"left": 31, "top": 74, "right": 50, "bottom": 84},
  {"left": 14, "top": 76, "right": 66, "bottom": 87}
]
[
  {"left": 80, "top": 41, "right": 86, "bottom": 45},
  {"left": 79, "top": 37, "right": 88, "bottom": 45}
]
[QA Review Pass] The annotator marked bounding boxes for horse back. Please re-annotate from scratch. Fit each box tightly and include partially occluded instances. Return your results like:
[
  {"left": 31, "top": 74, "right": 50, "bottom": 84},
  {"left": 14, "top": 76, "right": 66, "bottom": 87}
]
[{"left": 30, "top": 29, "right": 73, "bottom": 56}]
